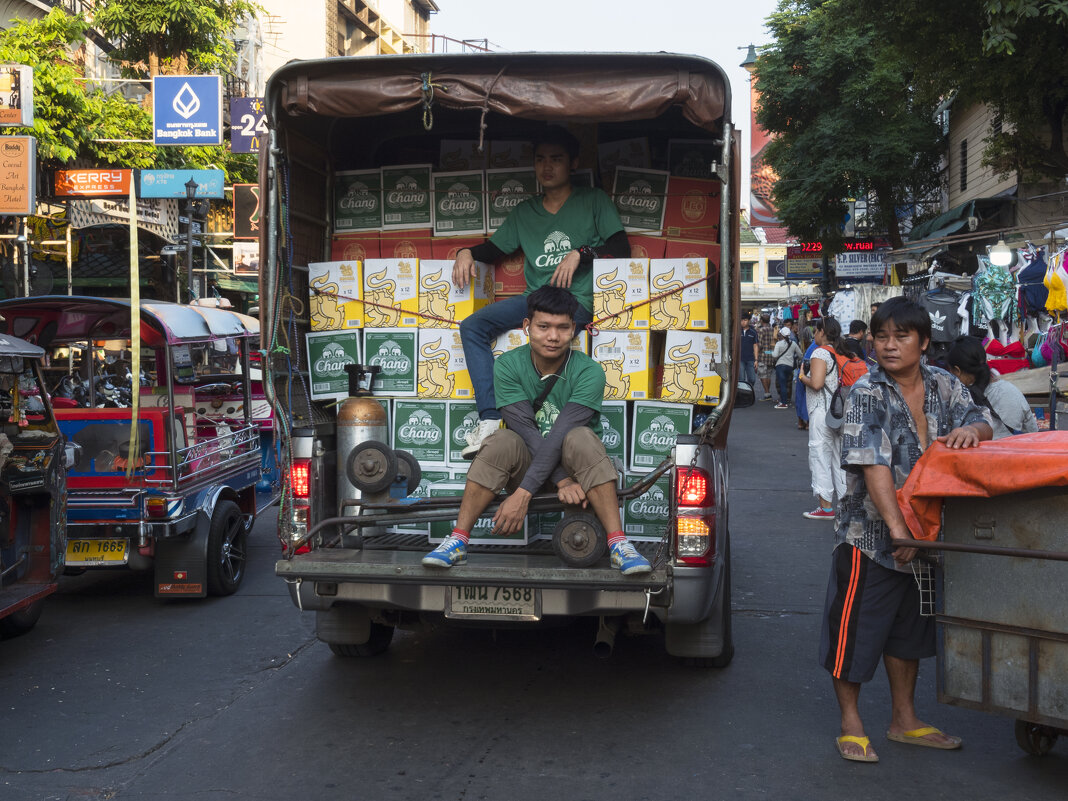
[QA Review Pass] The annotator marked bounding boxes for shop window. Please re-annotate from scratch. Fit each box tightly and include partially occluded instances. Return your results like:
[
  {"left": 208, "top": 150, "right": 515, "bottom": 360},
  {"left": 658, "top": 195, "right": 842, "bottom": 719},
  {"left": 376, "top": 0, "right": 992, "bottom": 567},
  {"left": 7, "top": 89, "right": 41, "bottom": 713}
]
[
  {"left": 959, "top": 139, "right": 968, "bottom": 192},
  {"left": 741, "top": 260, "right": 755, "bottom": 283}
]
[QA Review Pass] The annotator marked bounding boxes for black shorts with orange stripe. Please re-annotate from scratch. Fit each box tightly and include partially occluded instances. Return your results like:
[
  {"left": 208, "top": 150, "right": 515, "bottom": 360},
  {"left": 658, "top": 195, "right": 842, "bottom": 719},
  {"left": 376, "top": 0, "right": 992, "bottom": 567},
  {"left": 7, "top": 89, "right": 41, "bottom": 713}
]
[{"left": 818, "top": 543, "right": 935, "bottom": 683}]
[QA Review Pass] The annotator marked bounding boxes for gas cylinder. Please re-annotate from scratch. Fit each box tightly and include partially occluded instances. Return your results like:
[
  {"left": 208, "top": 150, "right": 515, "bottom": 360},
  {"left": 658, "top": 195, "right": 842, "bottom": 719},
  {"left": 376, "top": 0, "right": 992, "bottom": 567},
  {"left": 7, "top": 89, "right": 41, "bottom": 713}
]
[{"left": 336, "top": 364, "right": 390, "bottom": 512}]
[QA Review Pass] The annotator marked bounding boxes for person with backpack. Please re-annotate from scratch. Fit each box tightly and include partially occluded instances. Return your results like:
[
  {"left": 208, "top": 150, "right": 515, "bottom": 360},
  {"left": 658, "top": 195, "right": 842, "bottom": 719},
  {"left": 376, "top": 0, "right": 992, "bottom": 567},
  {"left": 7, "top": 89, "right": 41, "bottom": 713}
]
[
  {"left": 798, "top": 318, "right": 849, "bottom": 519},
  {"left": 772, "top": 326, "right": 803, "bottom": 409},
  {"left": 946, "top": 336, "right": 1038, "bottom": 439}
]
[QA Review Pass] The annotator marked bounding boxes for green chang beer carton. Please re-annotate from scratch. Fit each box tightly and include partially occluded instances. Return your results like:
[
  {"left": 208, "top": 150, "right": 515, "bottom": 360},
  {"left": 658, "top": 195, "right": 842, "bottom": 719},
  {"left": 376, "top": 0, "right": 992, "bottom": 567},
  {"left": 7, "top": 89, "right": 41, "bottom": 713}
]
[
  {"left": 305, "top": 330, "right": 361, "bottom": 400},
  {"left": 381, "top": 164, "right": 433, "bottom": 230},
  {"left": 334, "top": 169, "right": 382, "bottom": 232},
  {"left": 446, "top": 401, "right": 481, "bottom": 466},
  {"left": 598, "top": 401, "right": 627, "bottom": 466},
  {"left": 629, "top": 400, "right": 693, "bottom": 472},
  {"left": 486, "top": 167, "right": 538, "bottom": 232},
  {"left": 623, "top": 471, "right": 672, "bottom": 541},
  {"left": 612, "top": 166, "right": 669, "bottom": 234},
  {"left": 363, "top": 329, "right": 417, "bottom": 396},
  {"left": 432, "top": 170, "right": 486, "bottom": 237},
  {"left": 389, "top": 468, "right": 450, "bottom": 535},
  {"left": 428, "top": 483, "right": 528, "bottom": 545},
  {"left": 393, "top": 399, "right": 448, "bottom": 465}
]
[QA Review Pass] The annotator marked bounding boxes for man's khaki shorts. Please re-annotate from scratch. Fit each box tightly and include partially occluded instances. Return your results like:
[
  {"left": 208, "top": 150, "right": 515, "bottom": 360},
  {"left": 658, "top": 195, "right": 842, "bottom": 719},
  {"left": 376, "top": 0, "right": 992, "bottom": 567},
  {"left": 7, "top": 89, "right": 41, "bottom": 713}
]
[{"left": 467, "top": 427, "right": 618, "bottom": 494}]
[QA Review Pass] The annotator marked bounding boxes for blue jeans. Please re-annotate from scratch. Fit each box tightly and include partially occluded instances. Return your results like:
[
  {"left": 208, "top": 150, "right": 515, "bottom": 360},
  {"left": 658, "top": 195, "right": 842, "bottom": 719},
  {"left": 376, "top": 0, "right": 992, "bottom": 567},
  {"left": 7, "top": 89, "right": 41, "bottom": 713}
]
[
  {"left": 775, "top": 363, "right": 793, "bottom": 404},
  {"left": 739, "top": 360, "right": 757, "bottom": 387},
  {"left": 459, "top": 294, "right": 593, "bottom": 419}
]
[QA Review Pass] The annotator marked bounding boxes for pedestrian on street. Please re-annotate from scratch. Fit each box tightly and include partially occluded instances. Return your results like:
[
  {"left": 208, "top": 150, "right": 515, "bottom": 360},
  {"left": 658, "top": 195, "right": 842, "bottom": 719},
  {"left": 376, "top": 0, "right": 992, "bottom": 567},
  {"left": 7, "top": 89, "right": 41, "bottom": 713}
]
[
  {"left": 797, "top": 318, "right": 846, "bottom": 519},
  {"left": 739, "top": 312, "right": 759, "bottom": 388},
  {"left": 819, "top": 297, "right": 993, "bottom": 763},
  {"left": 756, "top": 313, "right": 777, "bottom": 400},
  {"left": 772, "top": 326, "right": 801, "bottom": 409},
  {"left": 946, "top": 336, "right": 1038, "bottom": 439},
  {"left": 795, "top": 326, "right": 815, "bottom": 430}
]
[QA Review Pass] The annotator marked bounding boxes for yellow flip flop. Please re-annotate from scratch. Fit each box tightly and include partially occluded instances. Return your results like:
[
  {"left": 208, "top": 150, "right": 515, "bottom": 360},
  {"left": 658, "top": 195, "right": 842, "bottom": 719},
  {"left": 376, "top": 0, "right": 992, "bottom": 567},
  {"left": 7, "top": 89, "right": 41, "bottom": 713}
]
[
  {"left": 836, "top": 734, "right": 879, "bottom": 763},
  {"left": 886, "top": 726, "right": 962, "bottom": 750}
]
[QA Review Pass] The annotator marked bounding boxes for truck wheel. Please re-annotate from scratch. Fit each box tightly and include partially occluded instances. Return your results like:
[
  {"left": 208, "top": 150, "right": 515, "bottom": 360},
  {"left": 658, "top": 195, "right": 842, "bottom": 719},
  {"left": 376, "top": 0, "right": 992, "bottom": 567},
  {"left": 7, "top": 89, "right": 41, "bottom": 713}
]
[
  {"left": 206, "top": 500, "right": 247, "bottom": 596},
  {"left": 346, "top": 440, "right": 397, "bottom": 495},
  {"left": 552, "top": 512, "right": 607, "bottom": 568},
  {"left": 667, "top": 535, "right": 734, "bottom": 668},
  {"left": 394, "top": 449, "right": 422, "bottom": 496},
  {"left": 0, "top": 600, "right": 45, "bottom": 638},
  {"left": 1015, "top": 719, "right": 1058, "bottom": 756},
  {"left": 328, "top": 623, "right": 394, "bottom": 657}
]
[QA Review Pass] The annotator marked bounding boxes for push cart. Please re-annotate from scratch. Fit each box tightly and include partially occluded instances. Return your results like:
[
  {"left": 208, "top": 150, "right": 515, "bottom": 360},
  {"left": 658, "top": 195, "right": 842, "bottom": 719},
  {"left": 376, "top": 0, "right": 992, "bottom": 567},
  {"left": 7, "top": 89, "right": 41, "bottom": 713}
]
[{"left": 914, "top": 487, "right": 1068, "bottom": 755}]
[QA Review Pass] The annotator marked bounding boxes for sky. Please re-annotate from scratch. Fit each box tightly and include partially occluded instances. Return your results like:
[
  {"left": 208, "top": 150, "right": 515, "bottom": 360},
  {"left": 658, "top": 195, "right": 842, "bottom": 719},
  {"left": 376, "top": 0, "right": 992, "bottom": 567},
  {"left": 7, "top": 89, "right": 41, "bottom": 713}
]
[{"left": 431, "top": 0, "right": 781, "bottom": 210}]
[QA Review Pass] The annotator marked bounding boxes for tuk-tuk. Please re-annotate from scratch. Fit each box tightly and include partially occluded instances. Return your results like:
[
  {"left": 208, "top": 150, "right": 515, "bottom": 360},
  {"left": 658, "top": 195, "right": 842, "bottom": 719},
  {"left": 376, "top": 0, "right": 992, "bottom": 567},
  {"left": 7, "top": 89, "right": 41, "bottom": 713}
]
[
  {"left": 0, "top": 296, "right": 275, "bottom": 599},
  {"left": 0, "top": 331, "right": 69, "bottom": 636}
]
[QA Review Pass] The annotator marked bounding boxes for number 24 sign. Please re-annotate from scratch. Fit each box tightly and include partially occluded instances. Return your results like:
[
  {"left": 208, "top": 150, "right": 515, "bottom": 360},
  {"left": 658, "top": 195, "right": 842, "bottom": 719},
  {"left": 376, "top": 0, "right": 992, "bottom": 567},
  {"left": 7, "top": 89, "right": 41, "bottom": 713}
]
[{"left": 230, "top": 97, "right": 266, "bottom": 154}]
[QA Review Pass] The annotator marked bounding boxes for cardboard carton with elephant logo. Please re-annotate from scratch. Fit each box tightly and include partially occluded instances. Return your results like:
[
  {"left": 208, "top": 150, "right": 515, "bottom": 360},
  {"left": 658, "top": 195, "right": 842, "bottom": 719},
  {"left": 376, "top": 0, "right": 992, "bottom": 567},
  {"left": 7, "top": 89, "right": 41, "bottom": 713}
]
[
  {"left": 361, "top": 258, "right": 419, "bottom": 327},
  {"left": 428, "top": 483, "right": 528, "bottom": 545},
  {"left": 623, "top": 470, "right": 672, "bottom": 540},
  {"left": 418, "top": 259, "right": 494, "bottom": 329},
  {"left": 592, "top": 258, "right": 649, "bottom": 330},
  {"left": 305, "top": 330, "right": 362, "bottom": 399},
  {"left": 629, "top": 401, "right": 693, "bottom": 472},
  {"left": 308, "top": 260, "right": 363, "bottom": 331},
  {"left": 363, "top": 329, "right": 417, "bottom": 396},
  {"left": 658, "top": 331, "right": 722, "bottom": 404},
  {"left": 649, "top": 257, "right": 710, "bottom": 330},
  {"left": 417, "top": 328, "right": 472, "bottom": 400},
  {"left": 591, "top": 330, "right": 651, "bottom": 401},
  {"left": 393, "top": 399, "right": 448, "bottom": 464}
]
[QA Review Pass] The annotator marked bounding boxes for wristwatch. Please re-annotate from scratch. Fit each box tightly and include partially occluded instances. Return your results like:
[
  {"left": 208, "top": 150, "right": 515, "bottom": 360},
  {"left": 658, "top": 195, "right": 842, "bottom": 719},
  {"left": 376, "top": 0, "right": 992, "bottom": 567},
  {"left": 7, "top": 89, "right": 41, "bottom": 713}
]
[{"left": 577, "top": 245, "right": 597, "bottom": 265}]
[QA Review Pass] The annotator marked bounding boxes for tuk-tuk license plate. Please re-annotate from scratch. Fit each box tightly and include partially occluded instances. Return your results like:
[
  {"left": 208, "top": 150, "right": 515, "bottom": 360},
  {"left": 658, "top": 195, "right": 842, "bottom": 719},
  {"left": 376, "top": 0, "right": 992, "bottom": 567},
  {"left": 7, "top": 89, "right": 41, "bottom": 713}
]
[
  {"left": 65, "top": 539, "right": 130, "bottom": 566},
  {"left": 445, "top": 586, "right": 541, "bottom": 621}
]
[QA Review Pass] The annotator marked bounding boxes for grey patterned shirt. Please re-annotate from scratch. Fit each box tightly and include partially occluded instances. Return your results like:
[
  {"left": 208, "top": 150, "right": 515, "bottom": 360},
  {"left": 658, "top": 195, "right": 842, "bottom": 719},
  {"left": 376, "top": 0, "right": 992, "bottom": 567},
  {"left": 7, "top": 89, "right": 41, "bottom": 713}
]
[{"left": 836, "top": 363, "right": 991, "bottom": 571}]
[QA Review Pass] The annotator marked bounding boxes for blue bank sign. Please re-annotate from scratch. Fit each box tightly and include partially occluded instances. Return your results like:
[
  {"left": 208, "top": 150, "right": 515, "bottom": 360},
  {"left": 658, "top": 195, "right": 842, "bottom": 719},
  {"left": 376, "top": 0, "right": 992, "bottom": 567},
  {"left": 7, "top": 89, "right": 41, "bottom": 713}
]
[
  {"left": 153, "top": 75, "right": 223, "bottom": 146},
  {"left": 139, "top": 169, "right": 225, "bottom": 199}
]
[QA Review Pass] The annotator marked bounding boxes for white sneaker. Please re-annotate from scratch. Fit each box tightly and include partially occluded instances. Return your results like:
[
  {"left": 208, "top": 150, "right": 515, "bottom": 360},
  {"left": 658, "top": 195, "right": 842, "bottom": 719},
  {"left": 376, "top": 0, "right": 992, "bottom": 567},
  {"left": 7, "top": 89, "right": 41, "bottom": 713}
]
[{"left": 461, "top": 419, "right": 502, "bottom": 460}]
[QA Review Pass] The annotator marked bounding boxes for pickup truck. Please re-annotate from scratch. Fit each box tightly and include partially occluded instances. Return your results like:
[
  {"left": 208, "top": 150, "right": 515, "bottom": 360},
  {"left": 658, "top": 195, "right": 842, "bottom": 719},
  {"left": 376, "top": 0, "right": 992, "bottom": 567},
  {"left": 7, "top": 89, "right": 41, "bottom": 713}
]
[{"left": 262, "top": 52, "right": 751, "bottom": 664}]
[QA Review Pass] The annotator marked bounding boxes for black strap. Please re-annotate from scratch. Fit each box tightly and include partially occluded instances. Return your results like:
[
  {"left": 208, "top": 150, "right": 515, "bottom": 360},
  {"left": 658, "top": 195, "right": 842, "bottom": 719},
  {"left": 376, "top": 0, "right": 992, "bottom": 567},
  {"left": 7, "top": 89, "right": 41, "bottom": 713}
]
[{"left": 531, "top": 372, "right": 561, "bottom": 415}]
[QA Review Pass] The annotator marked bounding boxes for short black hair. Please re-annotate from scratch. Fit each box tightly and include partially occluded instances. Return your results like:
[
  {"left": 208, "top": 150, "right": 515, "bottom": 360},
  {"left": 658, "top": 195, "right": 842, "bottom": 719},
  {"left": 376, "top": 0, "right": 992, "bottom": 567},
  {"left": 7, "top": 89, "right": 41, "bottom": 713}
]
[
  {"left": 849, "top": 319, "right": 868, "bottom": 335},
  {"left": 532, "top": 125, "right": 580, "bottom": 161},
  {"left": 838, "top": 337, "right": 866, "bottom": 359},
  {"left": 527, "top": 285, "right": 578, "bottom": 320},
  {"left": 870, "top": 296, "right": 931, "bottom": 344}
]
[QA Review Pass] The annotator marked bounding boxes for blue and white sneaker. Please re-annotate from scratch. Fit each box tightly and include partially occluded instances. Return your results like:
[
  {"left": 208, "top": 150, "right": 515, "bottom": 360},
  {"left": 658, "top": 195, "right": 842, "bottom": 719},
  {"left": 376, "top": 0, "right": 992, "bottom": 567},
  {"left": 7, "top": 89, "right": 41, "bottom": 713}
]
[
  {"left": 610, "top": 540, "right": 652, "bottom": 575},
  {"left": 422, "top": 535, "right": 468, "bottom": 568}
]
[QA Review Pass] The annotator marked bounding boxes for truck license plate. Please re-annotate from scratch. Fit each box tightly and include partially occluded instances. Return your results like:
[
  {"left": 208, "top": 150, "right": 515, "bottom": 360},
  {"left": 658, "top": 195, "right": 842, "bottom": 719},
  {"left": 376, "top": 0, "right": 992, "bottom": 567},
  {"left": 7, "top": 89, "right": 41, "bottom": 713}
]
[
  {"left": 65, "top": 538, "right": 130, "bottom": 566},
  {"left": 446, "top": 586, "right": 541, "bottom": 621}
]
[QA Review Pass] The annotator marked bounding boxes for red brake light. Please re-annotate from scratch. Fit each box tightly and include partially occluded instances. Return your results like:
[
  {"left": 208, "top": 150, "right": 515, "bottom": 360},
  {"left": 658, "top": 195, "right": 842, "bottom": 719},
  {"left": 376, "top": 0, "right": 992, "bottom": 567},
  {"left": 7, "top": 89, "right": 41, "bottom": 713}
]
[
  {"left": 290, "top": 461, "right": 310, "bottom": 498},
  {"left": 676, "top": 467, "right": 711, "bottom": 507}
]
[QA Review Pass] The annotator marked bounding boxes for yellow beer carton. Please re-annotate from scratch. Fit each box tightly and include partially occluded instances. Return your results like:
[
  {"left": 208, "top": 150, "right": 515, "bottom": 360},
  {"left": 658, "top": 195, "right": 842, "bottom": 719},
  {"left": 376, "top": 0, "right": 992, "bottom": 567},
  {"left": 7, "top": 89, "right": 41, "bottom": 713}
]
[
  {"left": 658, "top": 330, "right": 722, "bottom": 403},
  {"left": 591, "top": 330, "right": 651, "bottom": 400},
  {"left": 592, "top": 258, "right": 650, "bottom": 330},
  {"left": 418, "top": 259, "right": 494, "bottom": 329},
  {"left": 417, "top": 328, "right": 473, "bottom": 400},
  {"left": 649, "top": 258, "right": 710, "bottom": 330},
  {"left": 361, "top": 258, "right": 420, "bottom": 327},
  {"left": 308, "top": 260, "right": 363, "bottom": 331}
]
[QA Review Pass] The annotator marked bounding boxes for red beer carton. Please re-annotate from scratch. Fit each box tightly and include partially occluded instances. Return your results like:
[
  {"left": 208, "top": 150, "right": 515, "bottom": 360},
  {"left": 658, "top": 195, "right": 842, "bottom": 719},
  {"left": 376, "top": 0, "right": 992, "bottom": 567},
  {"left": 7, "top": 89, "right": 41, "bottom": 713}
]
[
  {"left": 663, "top": 176, "right": 721, "bottom": 241},
  {"left": 380, "top": 229, "right": 433, "bottom": 260},
  {"left": 629, "top": 235, "right": 667, "bottom": 260},
  {"left": 331, "top": 232, "right": 381, "bottom": 262}
]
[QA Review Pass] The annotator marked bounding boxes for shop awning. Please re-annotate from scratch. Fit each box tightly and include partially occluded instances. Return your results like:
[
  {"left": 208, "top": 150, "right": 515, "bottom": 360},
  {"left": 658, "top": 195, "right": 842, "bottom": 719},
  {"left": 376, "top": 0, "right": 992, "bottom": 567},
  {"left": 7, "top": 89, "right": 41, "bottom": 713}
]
[
  {"left": 215, "top": 275, "right": 259, "bottom": 294},
  {"left": 907, "top": 197, "right": 1012, "bottom": 243}
]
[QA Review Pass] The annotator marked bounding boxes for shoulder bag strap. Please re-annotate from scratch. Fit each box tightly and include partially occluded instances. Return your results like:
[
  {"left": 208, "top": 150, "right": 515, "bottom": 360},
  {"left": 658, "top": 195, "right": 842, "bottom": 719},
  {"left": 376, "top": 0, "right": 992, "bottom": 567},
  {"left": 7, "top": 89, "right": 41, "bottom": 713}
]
[{"left": 531, "top": 372, "right": 561, "bottom": 415}]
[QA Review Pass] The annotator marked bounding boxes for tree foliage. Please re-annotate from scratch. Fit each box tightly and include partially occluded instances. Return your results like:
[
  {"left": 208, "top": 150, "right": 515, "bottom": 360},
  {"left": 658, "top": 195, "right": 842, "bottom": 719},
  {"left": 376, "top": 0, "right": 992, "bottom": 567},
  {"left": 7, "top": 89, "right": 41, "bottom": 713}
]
[{"left": 754, "top": 1, "right": 944, "bottom": 249}]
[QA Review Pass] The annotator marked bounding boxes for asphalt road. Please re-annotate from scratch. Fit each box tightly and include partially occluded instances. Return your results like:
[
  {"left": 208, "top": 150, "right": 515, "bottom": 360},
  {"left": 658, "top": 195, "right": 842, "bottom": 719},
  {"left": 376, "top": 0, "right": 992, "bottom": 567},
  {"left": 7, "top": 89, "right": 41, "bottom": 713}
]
[{"left": 1, "top": 399, "right": 1066, "bottom": 800}]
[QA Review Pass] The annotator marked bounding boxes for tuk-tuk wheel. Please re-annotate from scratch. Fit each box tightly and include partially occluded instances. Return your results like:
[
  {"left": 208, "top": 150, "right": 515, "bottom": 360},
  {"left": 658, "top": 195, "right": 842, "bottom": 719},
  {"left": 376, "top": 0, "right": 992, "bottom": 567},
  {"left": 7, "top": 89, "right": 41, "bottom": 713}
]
[
  {"left": 552, "top": 512, "right": 607, "bottom": 568},
  {"left": 0, "top": 600, "right": 45, "bottom": 638},
  {"left": 1015, "top": 719, "right": 1059, "bottom": 756},
  {"left": 206, "top": 500, "right": 248, "bottom": 596}
]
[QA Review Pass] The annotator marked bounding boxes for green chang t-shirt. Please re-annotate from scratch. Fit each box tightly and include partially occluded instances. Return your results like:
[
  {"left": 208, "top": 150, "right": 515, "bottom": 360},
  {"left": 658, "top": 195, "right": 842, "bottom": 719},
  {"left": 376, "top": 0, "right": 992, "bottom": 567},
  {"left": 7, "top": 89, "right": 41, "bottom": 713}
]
[
  {"left": 489, "top": 186, "right": 624, "bottom": 313},
  {"left": 494, "top": 345, "right": 604, "bottom": 436}
]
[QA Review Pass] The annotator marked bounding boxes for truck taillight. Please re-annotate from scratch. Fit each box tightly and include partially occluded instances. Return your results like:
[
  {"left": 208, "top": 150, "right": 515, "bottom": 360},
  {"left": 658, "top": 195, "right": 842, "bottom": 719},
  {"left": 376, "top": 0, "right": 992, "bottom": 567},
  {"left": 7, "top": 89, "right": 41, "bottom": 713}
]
[
  {"left": 290, "top": 461, "right": 310, "bottom": 498},
  {"left": 675, "top": 466, "right": 715, "bottom": 566}
]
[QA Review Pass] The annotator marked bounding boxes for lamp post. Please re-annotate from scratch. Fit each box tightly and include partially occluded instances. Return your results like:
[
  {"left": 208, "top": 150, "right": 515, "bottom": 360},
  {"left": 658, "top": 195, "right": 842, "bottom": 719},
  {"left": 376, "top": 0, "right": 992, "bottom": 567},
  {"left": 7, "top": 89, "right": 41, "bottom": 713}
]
[{"left": 185, "top": 178, "right": 198, "bottom": 301}]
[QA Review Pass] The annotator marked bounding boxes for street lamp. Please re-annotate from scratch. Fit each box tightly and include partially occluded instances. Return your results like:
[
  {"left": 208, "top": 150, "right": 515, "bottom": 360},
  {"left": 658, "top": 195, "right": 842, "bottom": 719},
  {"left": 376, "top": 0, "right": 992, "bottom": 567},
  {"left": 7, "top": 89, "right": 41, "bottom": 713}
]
[
  {"left": 185, "top": 179, "right": 198, "bottom": 302},
  {"left": 989, "top": 236, "right": 1013, "bottom": 268}
]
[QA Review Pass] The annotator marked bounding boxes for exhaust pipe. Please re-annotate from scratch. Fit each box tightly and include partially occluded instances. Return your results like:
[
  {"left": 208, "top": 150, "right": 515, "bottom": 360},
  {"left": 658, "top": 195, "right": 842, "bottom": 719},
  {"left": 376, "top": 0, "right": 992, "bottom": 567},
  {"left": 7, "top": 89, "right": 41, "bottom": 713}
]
[{"left": 593, "top": 616, "right": 621, "bottom": 659}]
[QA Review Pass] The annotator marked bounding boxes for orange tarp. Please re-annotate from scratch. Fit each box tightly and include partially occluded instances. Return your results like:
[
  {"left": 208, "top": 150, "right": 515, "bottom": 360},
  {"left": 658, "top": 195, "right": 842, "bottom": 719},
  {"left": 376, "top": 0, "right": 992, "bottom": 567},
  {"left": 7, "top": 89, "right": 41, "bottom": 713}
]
[{"left": 896, "top": 431, "right": 1068, "bottom": 541}]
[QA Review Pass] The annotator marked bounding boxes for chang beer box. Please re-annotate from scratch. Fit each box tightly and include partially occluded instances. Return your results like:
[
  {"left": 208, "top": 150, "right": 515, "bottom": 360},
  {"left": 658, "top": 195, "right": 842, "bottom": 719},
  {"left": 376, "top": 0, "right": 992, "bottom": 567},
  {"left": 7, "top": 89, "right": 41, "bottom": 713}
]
[
  {"left": 334, "top": 169, "right": 382, "bottom": 232},
  {"left": 659, "top": 331, "right": 723, "bottom": 404},
  {"left": 591, "top": 330, "right": 651, "bottom": 401},
  {"left": 432, "top": 170, "right": 487, "bottom": 237},
  {"left": 361, "top": 258, "right": 419, "bottom": 327},
  {"left": 623, "top": 471, "right": 672, "bottom": 541},
  {"left": 612, "top": 167, "right": 669, "bottom": 234},
  {"left": 649, "top": 257, "right": 710, "bottom": 330},
  {"left": 418, "top": 259, "right": 493, "bottom": 329},
  {"left": 381, "top": 164, "right": 433, "bottom": 229},
  {"left": 389, "top": 468, "right": 451, "bottom": 535},
  {"left": 597, "top": 400, "right": 627, "bottom": 466},
  {"left": 492, "top": 328, "right": 527, "bottom": 357},
  {"left": 429, "top": 483, "right": 528, "bottom": 545},
  {"left": 308, "top": 260, "right": 363, "bottom": 331},
  {"left": 486, "top": 168, "right": 538, "bottom": 232},
  {"left": 305, "top": 330, "right": 361, "bottom": 400},
  {"left": 592, "top": 258, "right": 649, "bottom": 330},
  {"left": 362, "top": 329, "right": 417, "bottom": 396},
  {"left": 446, "top": 401, "right": 481, "bottom": 467},
  {"left": 417, "top": 328, "right": 472, "bottom": 400},
  {"left": 393, "top": 399, "right": 448, "bottom": 464},
  {"left": 630, "top": 401, "right": 693, "bottom": 472}
]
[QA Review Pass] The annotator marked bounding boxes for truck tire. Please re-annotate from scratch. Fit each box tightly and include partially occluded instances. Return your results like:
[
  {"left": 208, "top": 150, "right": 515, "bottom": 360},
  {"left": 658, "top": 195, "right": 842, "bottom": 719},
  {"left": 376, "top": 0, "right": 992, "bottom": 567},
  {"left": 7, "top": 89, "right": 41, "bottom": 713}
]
[
  {"left": 666, "top": 535, "right": 733, "bottom": 668},
  {"left": 0, "top": 600, "right": 45, "bottom": 638},
  {"left": 328, "top": 623, "right": 394, "bottom": 657},
  {"left": 1015, "top": 719, "right": 1058, "bottom": 756},
  {"left": 206, "top": 500, "right": 247, "bottom": 596}
]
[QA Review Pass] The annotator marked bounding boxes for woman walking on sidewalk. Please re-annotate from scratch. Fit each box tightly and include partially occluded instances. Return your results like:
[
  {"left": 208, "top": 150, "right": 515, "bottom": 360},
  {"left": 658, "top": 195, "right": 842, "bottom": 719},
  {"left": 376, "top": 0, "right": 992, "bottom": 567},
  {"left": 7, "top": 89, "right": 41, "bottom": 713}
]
[
  {"left": 798, "top": 318, "right": 847, "bottom": 519},
  {"left": 772, "top": 326, "right": 802, "bottom": 409}
]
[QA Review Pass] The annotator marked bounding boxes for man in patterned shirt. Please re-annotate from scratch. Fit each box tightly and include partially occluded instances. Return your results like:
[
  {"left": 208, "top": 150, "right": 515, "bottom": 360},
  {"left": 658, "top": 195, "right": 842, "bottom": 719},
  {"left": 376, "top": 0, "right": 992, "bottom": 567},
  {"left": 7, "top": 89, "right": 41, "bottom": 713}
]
[
  {"left": 819, "top": 297, "right": 992, "bottom": 763},
  {"left": 755, "top": 313, "right": 776, "bottom": 400}
]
